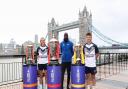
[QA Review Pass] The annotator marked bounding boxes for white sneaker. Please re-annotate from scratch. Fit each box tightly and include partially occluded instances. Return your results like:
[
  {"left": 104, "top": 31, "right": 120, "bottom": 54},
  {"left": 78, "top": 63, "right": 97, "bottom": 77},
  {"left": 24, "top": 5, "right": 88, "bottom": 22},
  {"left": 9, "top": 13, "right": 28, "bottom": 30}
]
[
  {"left": 44, "top": 84, "right": 47, "bottom": 89},
  {"left": 38, "top": 84, "right": 43, "bottom": 89},
  {"left": 91, "top": 86, "right": 96, "bottom": 89},
  {"left": 86, "top": 85, "right": 91, "bottom": 89}
]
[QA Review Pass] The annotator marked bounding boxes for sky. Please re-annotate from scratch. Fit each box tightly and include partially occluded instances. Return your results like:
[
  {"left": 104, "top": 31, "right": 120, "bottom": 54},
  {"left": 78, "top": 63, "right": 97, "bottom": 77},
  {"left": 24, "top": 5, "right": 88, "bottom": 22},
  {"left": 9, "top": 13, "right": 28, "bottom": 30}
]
[{"left": 0, "top": 0, "right": 128, "bottom": 46}]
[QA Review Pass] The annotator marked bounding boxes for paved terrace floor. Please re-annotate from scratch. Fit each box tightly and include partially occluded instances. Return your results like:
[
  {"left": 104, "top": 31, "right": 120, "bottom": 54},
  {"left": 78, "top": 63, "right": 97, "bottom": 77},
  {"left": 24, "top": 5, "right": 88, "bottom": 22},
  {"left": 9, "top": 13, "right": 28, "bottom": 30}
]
[{"left": 95, "top": 70, "right": 128, "bottom": 89}]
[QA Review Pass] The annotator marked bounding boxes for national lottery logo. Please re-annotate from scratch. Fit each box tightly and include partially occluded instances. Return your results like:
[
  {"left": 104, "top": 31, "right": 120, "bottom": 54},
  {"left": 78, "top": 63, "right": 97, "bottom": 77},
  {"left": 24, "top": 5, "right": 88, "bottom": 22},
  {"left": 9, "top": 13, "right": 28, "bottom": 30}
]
[
  {"left": 76, "top": 69, "right": 80, "bottom": 82},
  {"left": 51, "top": 69, "right": 54, "bottom": 82}
]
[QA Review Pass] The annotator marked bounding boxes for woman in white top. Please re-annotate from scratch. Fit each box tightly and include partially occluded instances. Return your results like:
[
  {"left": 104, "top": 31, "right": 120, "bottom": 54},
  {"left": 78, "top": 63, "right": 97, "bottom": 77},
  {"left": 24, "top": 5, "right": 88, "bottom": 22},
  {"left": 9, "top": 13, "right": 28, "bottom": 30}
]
[{"left": 36, "top": 37, "right": 48, "bottom": 89}]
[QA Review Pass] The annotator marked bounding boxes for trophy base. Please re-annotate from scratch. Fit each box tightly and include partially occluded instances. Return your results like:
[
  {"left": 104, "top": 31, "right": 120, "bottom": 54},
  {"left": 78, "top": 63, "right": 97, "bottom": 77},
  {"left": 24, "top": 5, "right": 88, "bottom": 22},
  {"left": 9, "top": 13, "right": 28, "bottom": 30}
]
[{"left": 50, "top": 60, "right": 59, "bottom": 65}]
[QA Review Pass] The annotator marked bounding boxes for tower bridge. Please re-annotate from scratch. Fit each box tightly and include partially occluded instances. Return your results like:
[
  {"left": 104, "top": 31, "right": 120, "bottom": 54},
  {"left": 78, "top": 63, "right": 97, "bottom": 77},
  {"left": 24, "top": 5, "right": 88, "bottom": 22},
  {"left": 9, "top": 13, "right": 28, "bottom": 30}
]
[{"left": 48, "top": 6, "right": 92, "bottom": 45}]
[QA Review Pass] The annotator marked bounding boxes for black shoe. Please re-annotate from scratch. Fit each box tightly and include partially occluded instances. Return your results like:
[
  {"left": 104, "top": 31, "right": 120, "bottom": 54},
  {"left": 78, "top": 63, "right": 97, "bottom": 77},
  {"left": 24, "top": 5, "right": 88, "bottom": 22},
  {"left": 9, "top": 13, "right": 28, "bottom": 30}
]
[{"left": 67, "top": 87, "right": 70, "bottom": 89}]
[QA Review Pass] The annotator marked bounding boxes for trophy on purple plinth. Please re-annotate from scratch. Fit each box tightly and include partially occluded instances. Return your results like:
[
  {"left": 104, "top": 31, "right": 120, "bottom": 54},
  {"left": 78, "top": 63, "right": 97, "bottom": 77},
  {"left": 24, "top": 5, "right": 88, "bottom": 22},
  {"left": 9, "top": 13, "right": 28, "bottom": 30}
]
[
  {"left": 25, "top": 45, "right": 34, "bottom": 64},
  {"left": 48, "top": 35, "right": 60, "bottom": 64}
]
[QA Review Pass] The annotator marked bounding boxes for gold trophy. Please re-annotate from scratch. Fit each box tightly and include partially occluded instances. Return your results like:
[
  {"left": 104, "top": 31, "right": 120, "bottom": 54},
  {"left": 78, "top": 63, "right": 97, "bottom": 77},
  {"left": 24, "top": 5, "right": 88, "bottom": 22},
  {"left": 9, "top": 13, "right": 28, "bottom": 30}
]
[{"left": 73, "top": 44, "right": 85, "bottom": 64}]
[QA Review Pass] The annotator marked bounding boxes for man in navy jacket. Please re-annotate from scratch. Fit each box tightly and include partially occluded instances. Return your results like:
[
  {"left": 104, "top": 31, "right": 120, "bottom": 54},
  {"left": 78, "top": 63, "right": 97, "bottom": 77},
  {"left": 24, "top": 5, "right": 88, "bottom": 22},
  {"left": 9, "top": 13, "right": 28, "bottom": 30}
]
[{"left": 60, "top": 33, "right": 74, "bottom": 89}]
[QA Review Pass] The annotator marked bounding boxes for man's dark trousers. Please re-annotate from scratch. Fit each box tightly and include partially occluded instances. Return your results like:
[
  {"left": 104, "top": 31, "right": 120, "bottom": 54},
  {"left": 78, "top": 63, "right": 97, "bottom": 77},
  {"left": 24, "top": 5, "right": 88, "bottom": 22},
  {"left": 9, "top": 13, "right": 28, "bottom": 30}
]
[{"left": 61, "top": 62, "right": 71, "bottom": 89}]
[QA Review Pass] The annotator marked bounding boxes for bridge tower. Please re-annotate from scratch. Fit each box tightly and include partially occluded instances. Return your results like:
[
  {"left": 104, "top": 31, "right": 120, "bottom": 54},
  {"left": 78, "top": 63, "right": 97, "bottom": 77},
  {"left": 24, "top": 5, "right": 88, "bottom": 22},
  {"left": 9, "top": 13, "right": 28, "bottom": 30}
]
[
  {"left": 48, "top": 6, "right": 92, "bottom": 45},
  {"left": 48, "top": 18, "right": 59, "bottom": 41},
  {"left": 79, "top": 6, "right": 92, "bottom": 45}
]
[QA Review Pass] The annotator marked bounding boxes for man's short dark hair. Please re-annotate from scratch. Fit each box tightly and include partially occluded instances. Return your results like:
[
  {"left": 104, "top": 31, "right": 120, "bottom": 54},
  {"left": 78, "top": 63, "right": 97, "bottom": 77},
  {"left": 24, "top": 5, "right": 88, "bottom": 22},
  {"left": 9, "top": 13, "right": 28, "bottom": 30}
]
[
  {"left": 64, "top": 32, "right": 68, "bottom": 36},
  {"left": 86, "top": 33, "right": 92, "bottom": 36}
]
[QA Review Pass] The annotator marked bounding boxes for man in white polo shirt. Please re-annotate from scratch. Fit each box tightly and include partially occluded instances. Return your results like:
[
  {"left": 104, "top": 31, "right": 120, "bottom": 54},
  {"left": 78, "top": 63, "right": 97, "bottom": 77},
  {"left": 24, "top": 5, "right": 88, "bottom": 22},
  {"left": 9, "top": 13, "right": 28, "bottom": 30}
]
[{"left": 83, "top": 33, "right": 99, "bottom": 89}]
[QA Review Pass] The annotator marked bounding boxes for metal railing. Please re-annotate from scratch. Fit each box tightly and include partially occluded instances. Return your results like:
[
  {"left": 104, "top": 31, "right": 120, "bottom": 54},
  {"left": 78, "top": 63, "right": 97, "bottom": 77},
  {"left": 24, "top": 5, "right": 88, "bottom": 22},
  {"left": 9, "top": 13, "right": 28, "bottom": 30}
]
[
  {"left": 0, "top": 62, "right": 22, "bottom": 84},
  {"left": 0, "top": 55, "right": 25, "bottom": 86},
  {"left": 96, "top": 53, "right": 128, "bottom": 80}
]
